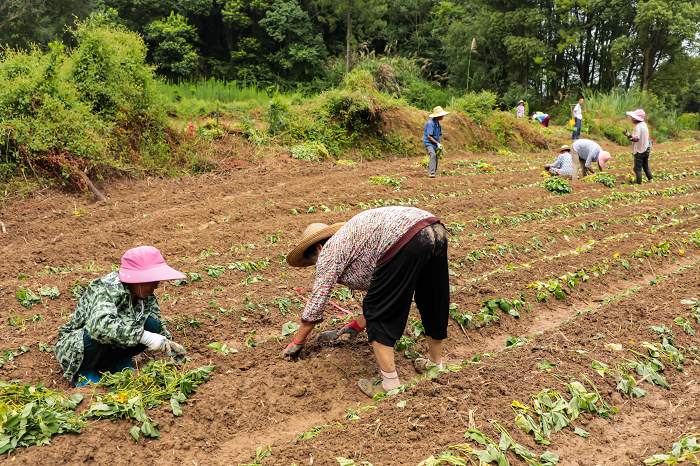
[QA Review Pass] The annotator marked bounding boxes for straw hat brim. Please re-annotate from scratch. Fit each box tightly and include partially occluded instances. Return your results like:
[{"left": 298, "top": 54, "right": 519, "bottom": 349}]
[
  {"left": 429, "top": 110, "right": 450, "bottom": 118},
  {"left": 286, "top": 222, "right": 345, "bottom": 267}
]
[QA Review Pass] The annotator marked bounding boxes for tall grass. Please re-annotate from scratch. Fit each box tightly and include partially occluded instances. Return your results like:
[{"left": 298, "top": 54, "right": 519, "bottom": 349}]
[
  {"left": 160, "top": 78, "right": 273, "bottom": 104},
  {"left": 157, "top": 78, "right": 306, "bottom": 117},
  {"left": 583, "top": 89, "right": 686, "bottom": 142}
]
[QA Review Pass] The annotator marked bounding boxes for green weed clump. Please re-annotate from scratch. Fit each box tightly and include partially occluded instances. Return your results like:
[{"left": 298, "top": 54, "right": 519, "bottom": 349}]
[
  {"left": 544, "top": 177, "right": 572, "bottom": 194},
  {"left": 290, "top": 142, "right": 329, "bottom": 162}
]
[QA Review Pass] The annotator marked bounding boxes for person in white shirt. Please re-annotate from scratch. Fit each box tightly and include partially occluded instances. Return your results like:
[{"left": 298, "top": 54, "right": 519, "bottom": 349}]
[
  {"left": 571, "top": 96, "right": 584, "bottom": 140},
  {"left": 624, "top": 108, "right": 652, "bottom": 184}
]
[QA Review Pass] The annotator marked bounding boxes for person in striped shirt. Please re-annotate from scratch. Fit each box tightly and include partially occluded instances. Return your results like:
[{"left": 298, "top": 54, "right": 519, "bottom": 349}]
[{"left": 283, "top": 206, "right": 450, "bottom": 397}]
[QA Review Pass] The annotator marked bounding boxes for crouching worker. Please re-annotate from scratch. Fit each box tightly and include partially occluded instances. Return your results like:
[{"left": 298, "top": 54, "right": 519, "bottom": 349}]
[
  {"left": 544, "top": 145, "right": 575, "bottom": 179},
  {"left": 283, "top": 206, "right": 450, "bottom": 397},
  {"left": 55, "top": 246, "right": 188, "bottom": 386},
  {"left": 572, "top": 138, "right": 611, "bottom": 177}
]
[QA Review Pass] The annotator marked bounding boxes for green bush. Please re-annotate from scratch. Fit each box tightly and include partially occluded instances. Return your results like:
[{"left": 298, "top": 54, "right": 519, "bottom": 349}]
[
  {"left": 590, "top": 120, "right": 629, "bottom": 146},
  {"left": 323, "top": 89, "right": 384, "bottom": 133},
  {"left": 267, "top": 96, "right": 290, "bottom": 134},
  {"left": 544, "top": 177, "right": 572, "bottom": 194},
  {"left": 402, "top": 80, "right": 452, "bottom": 111},
  {"left": 677, "top": 113, "right": 700, "bottom": 130},
  {"left": 450, "top": 91, "right": 498, "bottom": 124},
  {"left": 0, "top": 14, "right": 172, "bottom": 189},
  {"left": 144, "top": 12, "right": 199, "bottom": 80}
]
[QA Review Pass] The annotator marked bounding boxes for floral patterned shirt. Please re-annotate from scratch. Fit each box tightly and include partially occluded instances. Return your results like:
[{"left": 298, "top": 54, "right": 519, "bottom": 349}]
[{"left": 301, "top": 206, "right": 436, "bottom": 322}]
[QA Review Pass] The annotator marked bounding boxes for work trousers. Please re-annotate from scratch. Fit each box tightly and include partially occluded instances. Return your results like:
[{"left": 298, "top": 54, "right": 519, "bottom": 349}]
[
  {"left": 363, "top": 223, "right": 450, "bottom": 347},
  {"left": 633, "top": 149, "right": 652, "bottom": 184}
]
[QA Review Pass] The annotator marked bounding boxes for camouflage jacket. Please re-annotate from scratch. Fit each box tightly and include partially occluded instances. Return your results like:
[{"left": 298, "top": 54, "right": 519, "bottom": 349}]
[{"left": 55, "top": 271, "right": 170, "bottom": 381}]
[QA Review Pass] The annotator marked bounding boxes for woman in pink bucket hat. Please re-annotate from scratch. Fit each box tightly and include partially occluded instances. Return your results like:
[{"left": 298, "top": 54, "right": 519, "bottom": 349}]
[
  {"left": 624, "top": 108, "right": 653, "bottom": 184},
  {"left": 55, "top": 246, "right": 188, "bottom": 386}
]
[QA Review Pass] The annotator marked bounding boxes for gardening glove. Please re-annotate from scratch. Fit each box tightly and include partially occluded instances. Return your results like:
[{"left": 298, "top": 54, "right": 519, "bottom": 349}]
[
  {"left": 317, "top": 319, "right": 364, "bottom": 344},
  {"left": 141, "top": 331, "right": 187, "bottom": 362},
  {"left": 283, "top": 338, "right": 305, "bottom": 359},
  {"left": 437, "top": 143, "right": 444, "bottom": 151},
  {"left": 163, "top": 340, "right": 188, "bottom": 363},
  {"left": 338, "top": 319, "right": 364, "bottom": 339}
]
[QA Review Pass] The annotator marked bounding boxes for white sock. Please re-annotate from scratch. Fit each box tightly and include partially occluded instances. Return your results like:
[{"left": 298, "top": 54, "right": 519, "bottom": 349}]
[{"left": 380, "top": 369, "right": 401, "bottom": 391}]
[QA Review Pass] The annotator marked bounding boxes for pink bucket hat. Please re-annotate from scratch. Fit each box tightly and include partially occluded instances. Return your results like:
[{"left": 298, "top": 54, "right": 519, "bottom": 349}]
[
  {"left": 118, "top": 246, "right": 186, "bottom": 284},
  {"left": 626, "top": 109, "right": 646, "bottom": 122},
  {"left": 598, "top": 151, "right": 612, "bottom": 169}
]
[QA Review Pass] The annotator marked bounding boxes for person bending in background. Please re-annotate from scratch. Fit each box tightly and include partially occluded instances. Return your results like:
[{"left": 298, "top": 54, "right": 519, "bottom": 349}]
[
  {"left": 55, "top": 246, "right": 187, "bottom": 386},
  {"left": 282, "top": 206, "right": 450, "bottom": 398},
  {"left": 423, "top": 106, "right": 449, "bottom": 178},
  {"left": 624, "top": 108, "right": 653, "bottom": 184},
  {"left": 544, "top": 145, "right": 575, "bottom": 179},
  {"left": 572, "top": 138, "right": 611, "bottom": 177},
  {"left": 532, "top": 111, "right": 551, "bottom": 127}
]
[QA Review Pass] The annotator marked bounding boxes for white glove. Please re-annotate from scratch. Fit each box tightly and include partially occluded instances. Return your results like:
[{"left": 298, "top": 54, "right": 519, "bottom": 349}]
[
  {"left": 140, "top": 330, "right": 167, "bottom": 351},
  {"left": 437, "top": 143, "right": 444, "bottom": 150}
]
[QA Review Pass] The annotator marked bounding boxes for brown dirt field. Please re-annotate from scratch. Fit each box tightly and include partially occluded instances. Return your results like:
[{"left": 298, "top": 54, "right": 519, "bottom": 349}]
[{"left": 1, "top": 140, "right": 699, "bottom": 465}]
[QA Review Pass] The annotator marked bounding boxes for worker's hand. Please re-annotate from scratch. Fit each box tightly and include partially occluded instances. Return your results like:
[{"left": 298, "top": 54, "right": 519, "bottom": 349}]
[
  {"left": 163, "top": 340, "right": 187, "bottom": 362},
  {"left": 282, "top": 338, "right": 305, "bottom": 359},
  {"left": 338, "top": 319, "right": 364, "bottom": 339},
  {"left": 317, "top": 319, "right": 364, "bottom": 344},
  {"left": 437, "top": 142, "right": 444, "bottom": 151}
]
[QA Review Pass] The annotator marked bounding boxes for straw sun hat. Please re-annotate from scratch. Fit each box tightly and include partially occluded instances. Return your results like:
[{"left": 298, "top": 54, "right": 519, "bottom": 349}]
[
  {"left": 429, "top": 106, "right": 450, "bottom": 118},
  {"left": 287, "top": 222, "right": 345, "bottom": 267}
]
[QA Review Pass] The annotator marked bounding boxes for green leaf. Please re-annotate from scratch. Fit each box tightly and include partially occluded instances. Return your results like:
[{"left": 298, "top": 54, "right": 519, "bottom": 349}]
[
  {"left": 281, "top": 321, "right": 300, "bottom": 336},
  {"left": 538, "top": 359, "right": 556, "bottom": 372},
  {"left": 573, "top": 427, "right": 589, "bottom": 438},
  {"left": 130, "top": 426, "right": 140, "bottom": 441},
  {"left": 170, "top": 397, "right": 182, "bottom": 416},
  {"left": 591, "top": 360, "right": 609, "bottom": 377}
]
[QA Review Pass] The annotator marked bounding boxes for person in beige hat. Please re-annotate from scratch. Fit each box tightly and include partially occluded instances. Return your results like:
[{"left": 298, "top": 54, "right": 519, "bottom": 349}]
[
  {"left": 423, "top": 106, "right": 450, "bottom": 177},
  {"left": 283, "top": 206, "right": 450, "bottom": 398},
  {"left": 544, "top": 145, "right": 575, "bottom": 179}
]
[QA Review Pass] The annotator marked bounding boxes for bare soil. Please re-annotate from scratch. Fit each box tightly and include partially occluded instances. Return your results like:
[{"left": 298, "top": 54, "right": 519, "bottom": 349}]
[{"left": 1, "top": 140, "right": 699, "bottom": 465}]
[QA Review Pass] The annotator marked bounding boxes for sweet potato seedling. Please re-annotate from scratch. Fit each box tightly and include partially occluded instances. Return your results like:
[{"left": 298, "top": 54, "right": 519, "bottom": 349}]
[
  {"left": 207, "top": 342, "right": 238, "bottom": 354},
  {"left": 86, "top": 361, "right": 214, "bottom": 440},
  {"left": 16, "top": 288, "right": 41, "bottom": 308},
  {"left": 0, "top": 346, "right": 30, "bottom": 368},
  {"left": 0, "top": 380, "right": 84, "bottom": 454}
]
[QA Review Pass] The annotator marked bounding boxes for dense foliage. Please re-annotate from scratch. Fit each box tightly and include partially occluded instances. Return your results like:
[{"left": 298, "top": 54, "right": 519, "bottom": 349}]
[
  {"left": 1, "top": 0, "right": 697, "bottom": 112},
  {"left": 0, "top": 15, "right": 170, "bottom": 189}
]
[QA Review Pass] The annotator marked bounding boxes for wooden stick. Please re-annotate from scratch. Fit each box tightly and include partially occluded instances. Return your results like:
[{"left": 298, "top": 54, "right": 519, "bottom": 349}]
[{"left": 0, "top": 221, "right": 5, "bottom": 234}]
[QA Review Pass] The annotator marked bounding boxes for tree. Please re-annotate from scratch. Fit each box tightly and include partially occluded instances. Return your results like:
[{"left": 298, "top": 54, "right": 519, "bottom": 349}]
[
  {"left": 0, "top": 0, "right": 96, "bottom": 48},
  {"left": 314, "top": 0, "right": 388, "bottom": 71},
  {"left": 144, "top": 12, "right": 199, "bottom": 80},
  {"left": 634, "top": 0, "right": 700, "bottom": 90},
  {"left": 259, "top": 0, "right": 326, "bottom": 81}
]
